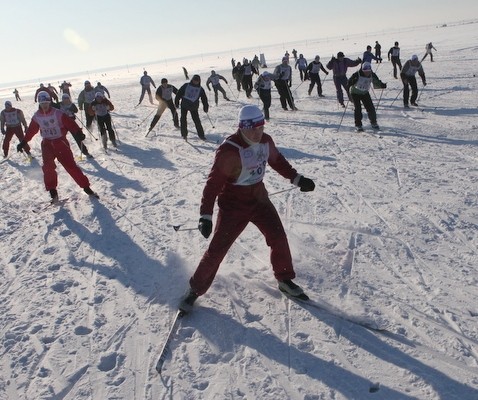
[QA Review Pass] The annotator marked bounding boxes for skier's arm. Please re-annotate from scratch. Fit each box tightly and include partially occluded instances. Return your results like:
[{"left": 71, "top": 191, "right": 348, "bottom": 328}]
[
  {"left": 23, "top": 118, "right": 40, "bottom": 142},
  {"left": 77, "top": 92, "right": 85, "bottom": 109},
  {"left": 18, "top": 110, "right": 28, "bottom": 130},
  {"left": 0, "top": 112, "right": 5, "bottom": 134},
  {"left": 372, "top": 73, "right": 387, "bottom": 89},
  {"left": 199, "top": 144, "right": 240, "bottom": 216},
  {"left": 200, "top": 89, "right": 209, "bottom": 112}
]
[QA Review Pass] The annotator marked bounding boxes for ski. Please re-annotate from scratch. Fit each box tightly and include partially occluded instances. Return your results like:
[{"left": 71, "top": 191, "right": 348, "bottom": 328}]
[
  {"left": 364, "top": 129, "right": 383, "bottom": 139},
  {"left": 32, "top": 198, "right": 70, "bottom": 213},
  {"left": 356, "top": 126, "right": 383, "bottom": 139},
  {"left": 155, "top": 309, "right": 186, "bottom": 374},
  {"left": 183, "top": 138, "right": 202, "bottom": 153},
  {"left": 281, "top": 292, "right": 387, "bottom": 332}
]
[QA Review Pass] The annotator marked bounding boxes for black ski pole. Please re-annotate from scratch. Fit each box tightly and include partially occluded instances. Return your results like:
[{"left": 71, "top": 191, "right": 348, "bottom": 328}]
[
  {"left": 77, "top": 118, "right": 98, "bottom": 141},
  {"left": 375, "top": 88, "right": 385, "bottom": 111},
  {"left": 336, "top": 99, "right": 349, "bottom": 132},
  {"left": 417, "top": 85, "right": 426, "bottom": 103},
  {"left": 205, "top": 113, "right": 215, "bottom": 129},
  {"left": 137, "top": 108, "right": 156, "bottom": 127},
  {"left": 226, "top": 82, "right": 238, "bottom": 101},
  {"left": 389, "top": 88, "right": 403, "bottom": 108},
  {"left": 172, "top": 225, "right": 198, "bottom": 232}
]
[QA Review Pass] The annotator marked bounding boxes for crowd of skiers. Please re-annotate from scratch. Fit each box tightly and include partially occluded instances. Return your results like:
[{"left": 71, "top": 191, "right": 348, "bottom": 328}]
[
  {"left": 0, "top": 38, "right": 438, "bottom": 313},
  {"left": 2, "top": 39, "right": 434, "bottom": 208}
]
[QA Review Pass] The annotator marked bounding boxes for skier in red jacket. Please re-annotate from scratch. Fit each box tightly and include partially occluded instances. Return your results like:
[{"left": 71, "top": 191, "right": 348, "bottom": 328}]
[
  {"left": 179, "top": 105, "right": 315, "bottom": 312},
  {"left": 17, "top": 91, "right": 98, "bottom": 202}
]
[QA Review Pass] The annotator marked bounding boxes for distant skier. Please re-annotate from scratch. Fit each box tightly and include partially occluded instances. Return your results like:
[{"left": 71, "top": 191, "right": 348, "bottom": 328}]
[
  {"left": 254, "top": 71, "right": 274, "bottom": 120},
  {"left": 387, "top": 41, "right": 402, "bottom": 79},
  {"left": 17, "top": 91, "right": 98, "bottom": 202},
  {"left": 54, "top": 94, "right": 93, "bottom": 159},
  {"left": 13, "top": 88, "right": 21, "bottom": 101},
  {"left": 362, "top": 45, "right": 382, "bottom": 64},
  {"left": 59, "top": 80, "right": 72, "bottom": 95},
  {"left": 78, "top": 80, "right": 96, "bottom": 130},
  {"left": 148, "top": 78, "right": 179, "bottom": 133},
  {"left": 88, "top": 92, "right": 116, "bottom": 151},
  {"left": 138, "top": 71, "right": 156, "bottom": 105},
  {"left": 306, "top": 55, "right": 329, "bottom": 97},
  {"left": 206, "top": 70, "right": 230, "bottom": 105},
  {"left": 174, "top": 74, "right": 209, "bottom": 141},
  {"left": 421, "top": 42, "right": 437, "bottom": 62},
  {"left": 348, "top": 62, "right": 387, "bottom": 131},
  {"left": 400, "top": 55, "right": 426, "bottom": 108},
  {"left": 374, "top": 41, "right": 382, "bottom": 63},
  {"left": 34, "top": 83, "right": 58, "bottom": 103},
  {"left": 95, "top": 82, "right": 111, "bottom": 98},
  {"left": 273, "top": 57, "right": 297, "bottom": 111},
  {"left": 1, "top": 101, "right": 31, "bottom": 159},
  {"left": 240, "top": 59, "right": 258, "bottom": 98},
  {"left": 295, "top": 54, "right": 308, "bottom": 81},
  {"left": 326, "top": 52, "right": 361, "bottom": 107},
  {"left": 232, "top": 62, "right": 243, "bottom": 92}
]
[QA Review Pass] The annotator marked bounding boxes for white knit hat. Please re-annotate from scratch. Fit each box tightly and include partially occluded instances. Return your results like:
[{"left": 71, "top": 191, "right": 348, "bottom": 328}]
[{"left": 238, "top": 105, "right": 264, "bottom": 129}]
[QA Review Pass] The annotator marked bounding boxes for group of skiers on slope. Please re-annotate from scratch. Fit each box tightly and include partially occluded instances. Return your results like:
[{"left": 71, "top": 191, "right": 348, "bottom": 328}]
[
  {"left": 2, "top": 79, "right": 118, "bottom": 204},
  {"left": 2, "top": 40, "right": 433, "bottom": 218}
]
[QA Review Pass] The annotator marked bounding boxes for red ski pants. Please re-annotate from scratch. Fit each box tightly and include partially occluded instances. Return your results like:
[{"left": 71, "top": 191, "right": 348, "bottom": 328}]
[
  {"left": 190, "top": 197, "right": 296, "bottom": 296},
  {"left": 41, "top": 137, "right": 90, "bottom": 191}
]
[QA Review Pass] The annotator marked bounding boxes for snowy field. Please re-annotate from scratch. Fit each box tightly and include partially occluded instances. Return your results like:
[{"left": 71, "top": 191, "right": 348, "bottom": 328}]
[{"left": 1, "top": 20, "right": 478, "bottom": 399}]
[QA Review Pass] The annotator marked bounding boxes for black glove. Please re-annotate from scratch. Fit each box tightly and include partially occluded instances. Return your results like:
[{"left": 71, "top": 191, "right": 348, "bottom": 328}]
[
  {"left": 198, "top": 218, "right": 212, "bottom": 238},
  {"left": 381, "top": 83, "right": 387, "bottom": 89},
  {"left": 17, "top": 141, "right": 26, "bottom": 153},
  {"left": 297, "top": 176, "right": 315, "bottom": 192},
  {"left": 75, "top": 130, "right": 86, "bottom": 141},
  {"left": 288, "top": 81, "right": 292, "bottom": 88},
  {"left": 203, "top": 106, "right": 209, "bottom": 113}
]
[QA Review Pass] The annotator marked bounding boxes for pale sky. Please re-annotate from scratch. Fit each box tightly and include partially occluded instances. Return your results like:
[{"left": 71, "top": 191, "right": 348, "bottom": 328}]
[{"left": 1, "top": 0, "right": 476, "bottom": 85}]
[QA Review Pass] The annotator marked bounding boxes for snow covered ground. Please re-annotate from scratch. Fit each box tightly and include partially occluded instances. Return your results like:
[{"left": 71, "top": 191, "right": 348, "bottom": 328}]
[{"left": 1, "top": 20, "right": 478, "bottom": 400}]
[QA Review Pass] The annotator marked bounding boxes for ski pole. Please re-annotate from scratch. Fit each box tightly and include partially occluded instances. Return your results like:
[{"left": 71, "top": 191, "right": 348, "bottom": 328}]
[
  {"left": 77, "top": 118, "right": 98, "bottom": 141},
  {"left": 336, "top": 99, "right": 349, "bottom": 132},
  {"left": 78, "top": 141, "right": 85, "bottom": 161},
  {"left": 172, "top": 225, "right": 198, "bottom": 232},
  {"left": 292, "top": 79, "right": 305, "bottom": 94},
  {"left": 269, "top": 187, "right": 298, "bottom": 196},
  {"left": 112, "top": 118, "right": 120, "bottom": 144},
  {"left": 205, "top": 112, "right": 215, "bottom": 129},
  {"left": 227, "top": 82, "right": 238, "bottom": 101},
  {"left": 137, "top": 108, "right": 156, "bottom": 127},
  {"left": 417, "top": 85, "right": 426, "bottom": 103},
  {"left": 375, "top": 88, "right": 385, "bottom": 111},
  {"left": 389, "top": 88, "right": 403, "bottom": 108}
]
